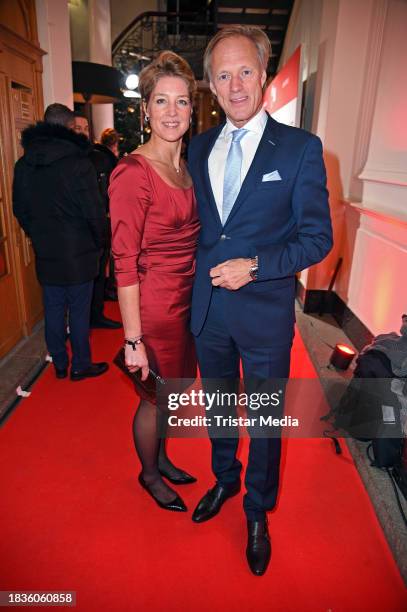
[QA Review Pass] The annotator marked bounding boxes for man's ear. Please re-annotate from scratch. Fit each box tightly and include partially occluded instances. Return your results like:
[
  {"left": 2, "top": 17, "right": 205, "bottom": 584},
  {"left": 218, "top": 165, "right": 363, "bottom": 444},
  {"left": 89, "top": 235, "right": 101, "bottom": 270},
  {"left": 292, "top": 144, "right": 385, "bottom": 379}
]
[
  {"left": 209, "top": 81, "right": 217, "bottom": 97},
  {"left": 261, "top": 70, "right": 267, "bottom": 88}
]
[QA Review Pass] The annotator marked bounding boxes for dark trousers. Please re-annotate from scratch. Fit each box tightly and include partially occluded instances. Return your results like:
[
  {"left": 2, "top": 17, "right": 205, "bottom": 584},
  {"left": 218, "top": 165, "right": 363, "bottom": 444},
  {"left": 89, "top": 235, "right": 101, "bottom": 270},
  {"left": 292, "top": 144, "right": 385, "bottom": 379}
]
[
  {"left": 42, "top": 281, "right": 94, "bottom": 371},
  {"left": 194, "top": 288, "right": 292, "bottom": 521},
  {"left": 90, "top": 246, "right": 109, "bottom": 322}
]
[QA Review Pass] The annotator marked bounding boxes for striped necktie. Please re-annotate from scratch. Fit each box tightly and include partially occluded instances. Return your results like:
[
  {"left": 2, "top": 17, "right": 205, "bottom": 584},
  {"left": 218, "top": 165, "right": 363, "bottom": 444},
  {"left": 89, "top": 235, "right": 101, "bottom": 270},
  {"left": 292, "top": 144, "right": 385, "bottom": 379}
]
[{"left": 222, "top": 128, "right": 248, "bottom": 225}]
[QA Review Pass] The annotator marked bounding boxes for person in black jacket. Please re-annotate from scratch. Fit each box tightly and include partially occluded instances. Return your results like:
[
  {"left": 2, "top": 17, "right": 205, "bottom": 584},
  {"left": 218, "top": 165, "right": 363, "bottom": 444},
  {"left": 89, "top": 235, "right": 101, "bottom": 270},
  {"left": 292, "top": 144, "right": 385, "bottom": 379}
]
[
  {"left": 13, "top": 103, "right": 109, "bottom": 381},
  {"left": 91, "top": 129, "right": 121, "bottom": 304},
  {"left": 73, "top": 114, "right": 121, "bottom": 328}
]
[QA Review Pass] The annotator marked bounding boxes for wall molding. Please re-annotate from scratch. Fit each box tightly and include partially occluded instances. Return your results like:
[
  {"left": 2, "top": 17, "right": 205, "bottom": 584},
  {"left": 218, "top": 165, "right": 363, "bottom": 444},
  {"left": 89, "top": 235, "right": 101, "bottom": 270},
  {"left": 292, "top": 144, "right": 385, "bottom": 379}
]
[
  {"left": 350, "top": 0, "right": 388, "bottom": 200},
  {"left": 346, "top": 200, "right": 407, "bottom": 227},
  {"left": 358, "top": 167, "right": 407, "bottom": 187}
]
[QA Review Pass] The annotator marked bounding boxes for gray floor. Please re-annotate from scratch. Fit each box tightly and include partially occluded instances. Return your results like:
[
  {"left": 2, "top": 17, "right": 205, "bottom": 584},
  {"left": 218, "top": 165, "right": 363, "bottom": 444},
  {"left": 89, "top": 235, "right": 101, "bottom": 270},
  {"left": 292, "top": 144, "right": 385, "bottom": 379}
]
[
  {"left": 0, "top": 321, "right": 48, "bottom": 422},
  {"left": 295, "top": 304, "right": 407, "bottom": 583},
  {"left": 0, "top": 303, "right": 406, "bottom": 582}
]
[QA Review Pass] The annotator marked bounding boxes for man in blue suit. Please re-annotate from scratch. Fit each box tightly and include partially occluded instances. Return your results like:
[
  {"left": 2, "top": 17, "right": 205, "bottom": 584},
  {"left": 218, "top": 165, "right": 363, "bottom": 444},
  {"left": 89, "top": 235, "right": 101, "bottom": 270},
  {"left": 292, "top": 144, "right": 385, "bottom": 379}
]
[{"left": 188, "top": 26, "right": 333, "bottom": 575}]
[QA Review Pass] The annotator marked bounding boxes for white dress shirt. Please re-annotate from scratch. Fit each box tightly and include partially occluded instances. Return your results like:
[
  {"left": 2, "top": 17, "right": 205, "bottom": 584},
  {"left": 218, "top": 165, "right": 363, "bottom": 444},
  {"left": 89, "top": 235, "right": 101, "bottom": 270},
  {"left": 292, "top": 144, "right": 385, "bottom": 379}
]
[{"left": 208, "top": 108, "right": 268, "bottom": 220}]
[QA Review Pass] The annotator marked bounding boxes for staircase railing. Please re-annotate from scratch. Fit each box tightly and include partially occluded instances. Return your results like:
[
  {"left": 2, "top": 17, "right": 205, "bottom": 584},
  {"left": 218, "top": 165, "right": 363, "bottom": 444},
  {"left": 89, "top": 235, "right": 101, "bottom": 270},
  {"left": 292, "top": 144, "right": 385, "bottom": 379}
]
[{"left": 112, "top": 11, "right": 216, "bottom": 80}]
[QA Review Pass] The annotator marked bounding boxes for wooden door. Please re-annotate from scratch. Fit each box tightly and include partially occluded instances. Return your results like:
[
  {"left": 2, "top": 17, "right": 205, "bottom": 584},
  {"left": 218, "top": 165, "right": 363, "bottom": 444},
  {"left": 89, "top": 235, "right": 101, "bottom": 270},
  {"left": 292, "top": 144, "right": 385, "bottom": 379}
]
[
  {"left": 0, "top": 1, "right": 45, "bottom": 358},
  {"left": 0, "top": 133, "right": 24, "bottom": 355},
  {"left": 9, "top": 81, "right": 43, "bottom": 333}
]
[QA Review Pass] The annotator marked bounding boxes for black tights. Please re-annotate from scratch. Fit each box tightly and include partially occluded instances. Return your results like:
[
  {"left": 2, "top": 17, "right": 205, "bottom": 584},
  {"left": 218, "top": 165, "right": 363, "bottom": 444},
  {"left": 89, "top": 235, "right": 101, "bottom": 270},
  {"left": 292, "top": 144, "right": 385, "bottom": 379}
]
[{"left": 132, "top": 400, "right": 184, "bottom": 503}]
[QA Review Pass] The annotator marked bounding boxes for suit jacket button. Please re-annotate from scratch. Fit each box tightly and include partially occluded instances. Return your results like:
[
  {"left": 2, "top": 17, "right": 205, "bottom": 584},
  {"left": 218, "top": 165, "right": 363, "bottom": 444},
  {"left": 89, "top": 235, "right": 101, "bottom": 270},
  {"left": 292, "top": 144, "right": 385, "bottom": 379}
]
[{"left": 220, "top": 234, "right": 227, "bottom": 240}]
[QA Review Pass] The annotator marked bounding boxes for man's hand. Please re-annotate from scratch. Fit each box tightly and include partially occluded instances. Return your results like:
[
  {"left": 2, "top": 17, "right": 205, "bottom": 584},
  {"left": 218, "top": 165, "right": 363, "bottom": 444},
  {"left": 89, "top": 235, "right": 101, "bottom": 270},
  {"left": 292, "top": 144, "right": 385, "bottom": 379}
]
[{"left": 210, "top": 258, "right": 252, "bottom": 290}]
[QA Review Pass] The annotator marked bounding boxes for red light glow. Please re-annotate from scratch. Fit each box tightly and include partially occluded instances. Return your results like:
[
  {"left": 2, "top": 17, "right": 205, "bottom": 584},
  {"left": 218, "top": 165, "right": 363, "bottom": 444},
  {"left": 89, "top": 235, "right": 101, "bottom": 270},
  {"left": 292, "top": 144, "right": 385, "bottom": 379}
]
[{"left": 336, "top": 344, "right": 356, "bottom": 355}]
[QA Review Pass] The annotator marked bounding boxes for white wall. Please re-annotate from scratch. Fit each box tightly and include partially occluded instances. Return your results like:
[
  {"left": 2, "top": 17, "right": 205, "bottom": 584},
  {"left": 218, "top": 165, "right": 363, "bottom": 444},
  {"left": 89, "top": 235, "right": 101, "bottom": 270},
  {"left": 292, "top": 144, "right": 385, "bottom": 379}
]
[
  {"left": 282, "top": 0, "right": 407, "bottom": 335},
  {"left": 69, "top": 0, "right": 116, "bottom": 139},
  {"left": 345, "top": 0, "right": 407, "bottom": 335},
  {"left": 279, "top": 0, "right": 323, "bottom": 86},
  {"left": 89, "top": 0, "right": 114, "bottom": 139},
  {"left": 359, "top": 0, "right": 407, "bottom": 218},
  {"left": 69, "top": 0, "right": 89, "bottom": 62},
  {"left": 346, "top": 207, "right": 406, "bottom": 335},
  {"left": 35, "top": 0, "right": 73, "bottom": 110},
  {"left": 110, "top": 0, "right": 159, "bottom": 43}
]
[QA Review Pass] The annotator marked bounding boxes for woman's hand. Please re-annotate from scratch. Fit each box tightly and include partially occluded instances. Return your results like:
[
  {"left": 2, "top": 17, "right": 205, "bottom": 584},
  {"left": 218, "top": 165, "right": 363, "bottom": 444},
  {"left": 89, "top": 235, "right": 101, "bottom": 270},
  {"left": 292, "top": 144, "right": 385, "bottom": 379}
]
[{"left": 124, "top": 342, "right": 149, "bottom": 381}]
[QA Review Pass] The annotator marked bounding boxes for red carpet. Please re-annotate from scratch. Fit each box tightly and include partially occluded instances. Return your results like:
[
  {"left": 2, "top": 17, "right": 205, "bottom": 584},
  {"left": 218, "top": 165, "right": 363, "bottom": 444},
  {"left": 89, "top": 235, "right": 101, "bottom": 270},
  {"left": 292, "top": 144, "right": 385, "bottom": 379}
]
[{"left": 0, "top": 303, "right": 405, "bottom": 611}]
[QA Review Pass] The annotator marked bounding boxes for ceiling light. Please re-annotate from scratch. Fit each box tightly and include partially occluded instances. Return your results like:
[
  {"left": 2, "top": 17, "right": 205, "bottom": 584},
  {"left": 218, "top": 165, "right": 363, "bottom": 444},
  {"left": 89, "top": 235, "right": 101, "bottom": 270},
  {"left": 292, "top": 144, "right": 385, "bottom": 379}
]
[
  {"left": 123, "top": 90, "right": 141, "bottom": 98},
  {"left": 125, "top": 74, "right": 139, "bottom": 89}
]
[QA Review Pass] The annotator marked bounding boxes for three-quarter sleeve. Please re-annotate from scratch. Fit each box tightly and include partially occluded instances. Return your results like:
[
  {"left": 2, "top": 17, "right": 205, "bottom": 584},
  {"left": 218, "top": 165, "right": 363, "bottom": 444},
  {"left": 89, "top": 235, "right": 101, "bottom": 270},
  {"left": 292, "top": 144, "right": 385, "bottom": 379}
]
[{"left": 109, "top": 157, "right": 151, "bottom": 287}]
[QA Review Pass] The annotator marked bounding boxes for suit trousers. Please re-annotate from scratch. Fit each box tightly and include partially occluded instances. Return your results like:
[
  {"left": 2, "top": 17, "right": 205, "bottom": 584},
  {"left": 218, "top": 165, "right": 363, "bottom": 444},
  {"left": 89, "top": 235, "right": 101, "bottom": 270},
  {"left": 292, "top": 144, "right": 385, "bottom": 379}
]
[
  {"left": 42, "top": 281, "right": 94, "bottom": 371},
  {"left": 194, "top": 287, "right": 292, "bottom": 520}
]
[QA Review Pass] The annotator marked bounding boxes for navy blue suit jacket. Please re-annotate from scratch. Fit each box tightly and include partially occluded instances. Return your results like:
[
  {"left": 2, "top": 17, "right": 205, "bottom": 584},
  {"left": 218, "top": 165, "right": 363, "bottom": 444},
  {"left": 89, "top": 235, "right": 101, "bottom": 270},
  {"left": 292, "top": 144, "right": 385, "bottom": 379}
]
[{"left": 188, "top": 114, "right": 333, "bottom": 348}]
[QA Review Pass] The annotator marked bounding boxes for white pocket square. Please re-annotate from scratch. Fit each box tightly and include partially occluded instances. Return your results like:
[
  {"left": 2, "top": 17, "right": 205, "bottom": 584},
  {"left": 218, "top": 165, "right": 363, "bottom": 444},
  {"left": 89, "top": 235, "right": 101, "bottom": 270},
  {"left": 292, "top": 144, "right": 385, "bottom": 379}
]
[{"left": 262, "top": 170, "right": 282, "bottom": 182}]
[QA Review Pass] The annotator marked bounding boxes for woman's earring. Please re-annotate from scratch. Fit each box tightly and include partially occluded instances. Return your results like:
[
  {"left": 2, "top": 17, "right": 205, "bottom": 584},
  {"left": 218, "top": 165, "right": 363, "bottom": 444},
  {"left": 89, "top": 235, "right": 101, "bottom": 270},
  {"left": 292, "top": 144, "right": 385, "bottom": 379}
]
[{"left": 144, "top": 114, "right": 149, "bottom": 125}]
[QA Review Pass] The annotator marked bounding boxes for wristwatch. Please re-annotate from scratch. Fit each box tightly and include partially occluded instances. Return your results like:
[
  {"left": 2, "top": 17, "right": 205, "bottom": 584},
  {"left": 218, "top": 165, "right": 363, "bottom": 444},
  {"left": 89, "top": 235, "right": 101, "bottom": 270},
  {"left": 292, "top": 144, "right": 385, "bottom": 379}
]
[
  {"left": 249, "top": 256, "right": 258, "bottom": 281},
  {"left": 124, "top": 336, "right": 143, "bottom": 351}
]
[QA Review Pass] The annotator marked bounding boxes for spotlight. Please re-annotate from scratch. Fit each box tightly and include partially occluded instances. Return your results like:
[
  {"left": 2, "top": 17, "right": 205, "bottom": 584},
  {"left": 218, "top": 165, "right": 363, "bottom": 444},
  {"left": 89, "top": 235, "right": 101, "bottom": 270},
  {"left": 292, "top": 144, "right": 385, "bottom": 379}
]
[
  {"left": 125, "top": 74, "right": 139, "bottom": 89},
  {"left": 329, "top": 344, "right": 356, "bottom": 370},
  {"left": 123, "top": 90, "right": 141, "bottom": 98}
]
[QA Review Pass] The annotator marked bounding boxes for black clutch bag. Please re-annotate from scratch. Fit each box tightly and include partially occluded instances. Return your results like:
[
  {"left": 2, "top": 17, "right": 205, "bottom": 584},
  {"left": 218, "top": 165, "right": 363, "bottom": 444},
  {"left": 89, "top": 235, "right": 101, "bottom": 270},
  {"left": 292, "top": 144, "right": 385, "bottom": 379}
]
[{"left": 113, "top": 347, "right": 165, "bottom": 405}]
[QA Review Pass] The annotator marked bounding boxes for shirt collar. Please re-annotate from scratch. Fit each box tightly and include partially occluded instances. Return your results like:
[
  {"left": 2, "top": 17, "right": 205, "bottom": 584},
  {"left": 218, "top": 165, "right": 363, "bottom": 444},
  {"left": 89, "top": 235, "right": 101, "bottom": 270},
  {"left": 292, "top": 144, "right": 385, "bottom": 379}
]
[{"left": 223, "top": 108, "right": 268, "bottom": 139}]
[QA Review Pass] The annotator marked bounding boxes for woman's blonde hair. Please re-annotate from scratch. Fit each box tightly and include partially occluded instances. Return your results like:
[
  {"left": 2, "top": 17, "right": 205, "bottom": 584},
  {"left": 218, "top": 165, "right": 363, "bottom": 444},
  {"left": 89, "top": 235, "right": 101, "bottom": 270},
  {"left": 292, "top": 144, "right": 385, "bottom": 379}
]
[{"left": 139, "top": 51, "right": 196, "bottom": 103}]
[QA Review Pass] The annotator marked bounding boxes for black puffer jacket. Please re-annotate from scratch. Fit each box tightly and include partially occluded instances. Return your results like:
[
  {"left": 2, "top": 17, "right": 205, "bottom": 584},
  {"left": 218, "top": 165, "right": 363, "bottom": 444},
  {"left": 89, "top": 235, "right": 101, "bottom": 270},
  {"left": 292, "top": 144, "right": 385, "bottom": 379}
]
[
  {"left": 13, "top": 122, "right": 107, "bottom": 285},
  {"left": 89, "top": 143, "right": 118, "bottom": 212}
]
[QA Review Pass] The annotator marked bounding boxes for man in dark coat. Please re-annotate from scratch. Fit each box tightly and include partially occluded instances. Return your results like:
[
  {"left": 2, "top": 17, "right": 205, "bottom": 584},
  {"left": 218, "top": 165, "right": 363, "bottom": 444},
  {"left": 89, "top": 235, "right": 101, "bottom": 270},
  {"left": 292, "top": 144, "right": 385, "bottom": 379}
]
[
  {"left": 13, "top": 103, "right": 109, "bottom": 381},
  {"left": 73, "top": 114, "right": 121, "bottom": 327}
]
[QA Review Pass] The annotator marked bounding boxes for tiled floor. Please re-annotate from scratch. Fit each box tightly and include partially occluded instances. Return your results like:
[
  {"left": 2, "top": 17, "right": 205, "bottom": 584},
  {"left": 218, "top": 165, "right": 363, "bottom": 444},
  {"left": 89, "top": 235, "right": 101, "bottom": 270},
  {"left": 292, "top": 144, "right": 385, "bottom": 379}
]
[
  {"left": 0, "top": 321, "right": 47, "bottom": 422},
  {"left": 0, "top": 303, "right": 406, "bottom": 582}
]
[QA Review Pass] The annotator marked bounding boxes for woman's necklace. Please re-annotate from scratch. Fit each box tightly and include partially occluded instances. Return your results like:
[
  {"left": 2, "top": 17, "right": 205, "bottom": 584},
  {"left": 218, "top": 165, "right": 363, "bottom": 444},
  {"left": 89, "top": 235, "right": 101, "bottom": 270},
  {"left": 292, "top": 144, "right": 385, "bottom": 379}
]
[
  {"left": 149, "top": 157, "right": 183, "bottom": 174},
  {"left": 166, "top": 161, "right": 183, "bottom": 174}
]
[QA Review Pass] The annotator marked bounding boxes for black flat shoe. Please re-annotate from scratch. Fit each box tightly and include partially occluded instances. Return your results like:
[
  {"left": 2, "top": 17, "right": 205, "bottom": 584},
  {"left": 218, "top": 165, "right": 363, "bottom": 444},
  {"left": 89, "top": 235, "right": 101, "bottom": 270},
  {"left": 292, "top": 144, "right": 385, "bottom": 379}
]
[
  {"left": 246, "top": 519, "right": 271, "bottom": 576},
  {"left": 192, "top": 481, "right": 240, "bottom": 523},
  {"left": 138, "top": 474, "right": 187, "bottom": 512},
  {"left": 158, "top": 467, "right": 197, "bottom": 485}
]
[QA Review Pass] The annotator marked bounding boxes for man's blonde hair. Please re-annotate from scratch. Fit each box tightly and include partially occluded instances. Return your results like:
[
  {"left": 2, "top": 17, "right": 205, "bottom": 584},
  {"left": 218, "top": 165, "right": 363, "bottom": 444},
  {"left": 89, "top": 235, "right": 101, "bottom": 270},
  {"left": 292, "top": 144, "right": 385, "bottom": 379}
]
[{"left": 203, "top": 25, "right": 271, "bottom": 82}]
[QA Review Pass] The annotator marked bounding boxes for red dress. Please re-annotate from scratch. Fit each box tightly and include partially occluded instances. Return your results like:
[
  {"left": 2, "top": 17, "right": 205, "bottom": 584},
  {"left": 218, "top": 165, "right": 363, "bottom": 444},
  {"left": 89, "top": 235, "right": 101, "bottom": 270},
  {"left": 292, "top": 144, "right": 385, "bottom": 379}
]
[{"left": 109, "top": 154, "right": 200, "bottom": 379}]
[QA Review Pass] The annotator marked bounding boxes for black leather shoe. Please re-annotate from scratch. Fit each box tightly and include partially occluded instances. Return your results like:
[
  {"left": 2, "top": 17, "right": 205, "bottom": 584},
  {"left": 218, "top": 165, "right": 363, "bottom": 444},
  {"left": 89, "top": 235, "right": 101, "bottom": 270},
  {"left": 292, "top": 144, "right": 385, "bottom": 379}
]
[
  {"left": 192, "top": 481, "right": 240, "bottom": 523},
  {"left": 246, "top": 519, "right": 271, "bottom": 576},
  {"left": 54, "top": 366, "right": 67, "bottom": 379},
  {"left": 159, "top": 466, "right": 197, "bottom": 485},
  {"left": 138, "top": 474, "right": 187, "bottom": 512},
  {"left": 70, "top": 362, "right": 109, "bottom": 381},
  {"left": 90, "top": 316, "right": 122, "bottom": 329}
]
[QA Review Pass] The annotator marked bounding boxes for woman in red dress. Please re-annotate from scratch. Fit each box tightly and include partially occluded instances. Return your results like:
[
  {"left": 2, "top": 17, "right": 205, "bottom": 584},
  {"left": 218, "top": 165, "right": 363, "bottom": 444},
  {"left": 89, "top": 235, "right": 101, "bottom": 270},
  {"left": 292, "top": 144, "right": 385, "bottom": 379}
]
[{"left": 109, "top": 52, "right": 199, "bottom": 512}]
